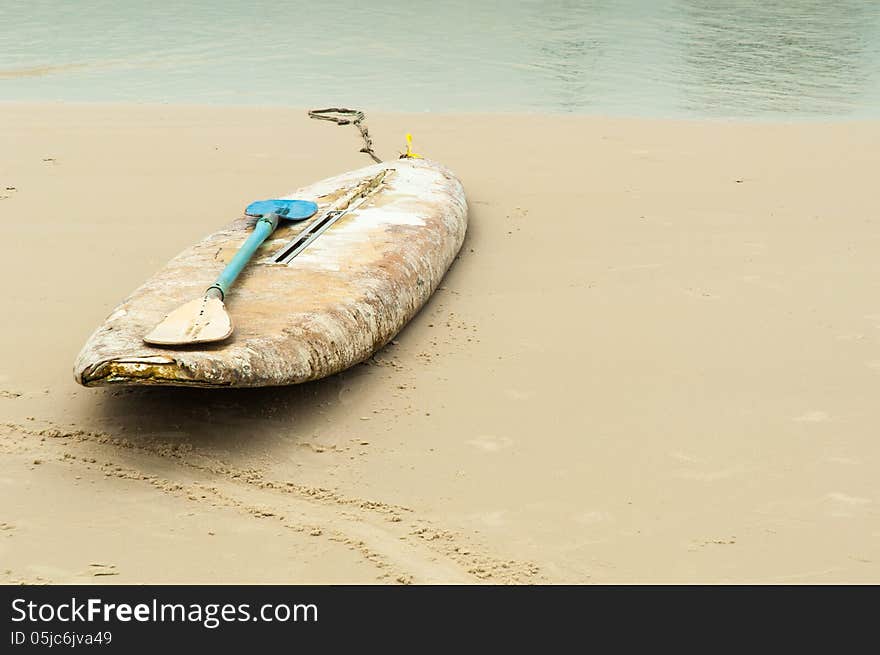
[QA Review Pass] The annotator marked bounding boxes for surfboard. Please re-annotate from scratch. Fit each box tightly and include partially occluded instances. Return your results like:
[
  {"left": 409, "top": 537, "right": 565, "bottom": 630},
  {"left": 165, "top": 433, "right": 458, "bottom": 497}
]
[{"left": 73, "top": 158, "right": 468, "bottom": 387}]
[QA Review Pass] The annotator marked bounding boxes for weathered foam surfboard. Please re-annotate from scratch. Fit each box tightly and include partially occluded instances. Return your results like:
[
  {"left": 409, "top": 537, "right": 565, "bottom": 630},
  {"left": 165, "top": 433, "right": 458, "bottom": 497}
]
[{"left": 74, "top": 158, "right": 467, "bottom": 387}]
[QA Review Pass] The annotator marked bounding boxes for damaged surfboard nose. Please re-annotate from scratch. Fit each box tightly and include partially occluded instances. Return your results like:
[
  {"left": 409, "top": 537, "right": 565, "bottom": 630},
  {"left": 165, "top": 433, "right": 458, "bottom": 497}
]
[{"left": 78, "top": 355, "right": 203, "bottom": 387}]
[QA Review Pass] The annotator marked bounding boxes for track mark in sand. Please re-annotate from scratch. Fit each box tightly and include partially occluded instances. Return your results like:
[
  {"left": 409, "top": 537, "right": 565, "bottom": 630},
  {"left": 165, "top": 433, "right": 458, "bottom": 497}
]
[
  {"left": 0, "top": 390, "right": 22, "bottom": 399},
  {"left": 2, "top": 421, "right": 542, "bottom": 584},
  {"left": 3, "top": 421, "right": 410, "bottom": 517},
  {"left": 167, "top": 479, "right": 478, "bottom": 583},
  {"left": 1, "top": 571, "right": 50, "bottom": 585},
  {"left": 408, "top": 524, "right": 540, "bottom": 582},
  {"left": 89, "top": 563, "right": 119, "bottom": 577}
]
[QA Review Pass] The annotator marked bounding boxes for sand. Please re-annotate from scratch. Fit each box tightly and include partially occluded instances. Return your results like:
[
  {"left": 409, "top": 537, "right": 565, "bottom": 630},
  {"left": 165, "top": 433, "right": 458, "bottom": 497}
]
[{"left": 1, "top": 103, "right": 879, "bottom": 584}]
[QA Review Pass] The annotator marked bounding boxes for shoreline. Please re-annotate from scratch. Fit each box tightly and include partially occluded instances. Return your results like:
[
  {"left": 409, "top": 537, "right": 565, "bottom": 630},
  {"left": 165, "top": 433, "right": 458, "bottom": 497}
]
[
  {"left": 1, "top": 102, "right": 879, "bottom": 583},
  {"left": 3, "top": 99, "right": 878, "bottom": 125}
]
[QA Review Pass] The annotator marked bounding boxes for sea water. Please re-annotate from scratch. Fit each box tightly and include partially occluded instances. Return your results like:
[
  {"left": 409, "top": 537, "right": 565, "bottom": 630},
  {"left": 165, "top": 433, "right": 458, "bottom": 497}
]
[{"left": 2, "top": 0, "right": 879, "bottom": 119}]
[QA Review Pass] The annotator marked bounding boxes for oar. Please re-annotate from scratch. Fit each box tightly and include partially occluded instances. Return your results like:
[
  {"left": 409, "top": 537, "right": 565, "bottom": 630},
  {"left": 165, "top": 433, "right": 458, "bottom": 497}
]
[{"left": 143, "top": 199, "right": 318, "bottom": 346}]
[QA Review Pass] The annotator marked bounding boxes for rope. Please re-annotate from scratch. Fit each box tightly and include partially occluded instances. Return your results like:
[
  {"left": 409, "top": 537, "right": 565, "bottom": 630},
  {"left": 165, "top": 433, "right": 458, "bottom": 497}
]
[{"left": 308, "top": 107, "right": 382, "bottom": 164}]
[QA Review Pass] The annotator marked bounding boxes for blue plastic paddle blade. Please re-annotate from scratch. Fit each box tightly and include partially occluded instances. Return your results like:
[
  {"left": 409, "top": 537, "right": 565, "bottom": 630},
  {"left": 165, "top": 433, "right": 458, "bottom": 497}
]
[{"left": 245, "top": 199, "right": 318, "bottom": 220}]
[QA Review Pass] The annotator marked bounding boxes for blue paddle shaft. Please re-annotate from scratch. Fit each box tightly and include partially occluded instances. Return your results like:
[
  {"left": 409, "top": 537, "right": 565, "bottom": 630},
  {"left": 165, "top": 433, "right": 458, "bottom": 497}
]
[{"left": 207, "top": 213, "right": 279, "bottom": 300}]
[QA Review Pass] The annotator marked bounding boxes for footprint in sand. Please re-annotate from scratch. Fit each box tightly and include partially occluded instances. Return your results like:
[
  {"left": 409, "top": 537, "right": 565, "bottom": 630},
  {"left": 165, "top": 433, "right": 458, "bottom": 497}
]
[
  {"left": 337, "top": 386, "right": 355, "bottom": 406},
  {"left": 824, "top": 492, "right": 872, "bottom": 518},
  {"left": 670, "top": 453, "right": 743, "bottom": 481},
  {"left": 835, "top": 333, "right": 865, "bottom": 341},
  {"left": 793, "top": 410, "right": 830, "bottom": 423},
  {"left": 826, "top": 456, "right": 859, "bottom": 465},
  {"left": 676, "top": 469, "right": 740, "bottom": 482},
  {"left": 669, "top": 451, "right": 701, "bottom": 464},
  {"left": 503, "top": 389, "right": 533, "bottom": 401},
  {"left": 573, "top": 510, "right": 612, "bottom": 525},
  {"left": 466, "top": 435, "right": 512, "bottom": 452},
  {"left": 826, "top": 492, "right": 871, "bottom": 505},
  {"left": 472, "top": 510, "right": 507, "bottom": 528}
]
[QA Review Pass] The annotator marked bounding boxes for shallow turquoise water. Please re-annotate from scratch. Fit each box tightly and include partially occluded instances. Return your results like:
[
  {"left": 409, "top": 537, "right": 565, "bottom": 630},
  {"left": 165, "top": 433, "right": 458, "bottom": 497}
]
[{"left": 2, "top": 1, "right": 880, "bottom": 118}]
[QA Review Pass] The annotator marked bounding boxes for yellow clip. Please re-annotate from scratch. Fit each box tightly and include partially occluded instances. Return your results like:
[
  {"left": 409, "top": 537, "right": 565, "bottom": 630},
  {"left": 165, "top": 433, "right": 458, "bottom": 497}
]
[{"left": 403, "top": 133, "right": 423, "bottom": 159}]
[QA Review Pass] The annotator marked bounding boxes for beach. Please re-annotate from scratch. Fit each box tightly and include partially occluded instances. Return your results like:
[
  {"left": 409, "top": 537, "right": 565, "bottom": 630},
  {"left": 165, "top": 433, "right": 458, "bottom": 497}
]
[{"left": 1, "top": 102, "right": 879, "bottom": 583}]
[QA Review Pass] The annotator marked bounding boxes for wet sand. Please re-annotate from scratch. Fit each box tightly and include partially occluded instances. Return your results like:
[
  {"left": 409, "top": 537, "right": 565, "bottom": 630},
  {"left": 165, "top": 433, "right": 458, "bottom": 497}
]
[{"left": 1, "top": 103, "right": 879, "bottom": 583}]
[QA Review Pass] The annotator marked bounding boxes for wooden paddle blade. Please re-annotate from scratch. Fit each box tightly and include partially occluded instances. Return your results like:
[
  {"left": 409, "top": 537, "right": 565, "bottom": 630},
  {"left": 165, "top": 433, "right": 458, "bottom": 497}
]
[{"left": 144, "top": 297, "right": 233, "bottom": 346}]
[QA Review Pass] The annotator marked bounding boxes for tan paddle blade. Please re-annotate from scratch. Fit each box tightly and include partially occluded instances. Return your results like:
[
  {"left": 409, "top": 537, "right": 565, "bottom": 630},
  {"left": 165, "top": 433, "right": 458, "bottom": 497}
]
[{"left": 144, "top": 296, "right": 233, "bottom": 346}]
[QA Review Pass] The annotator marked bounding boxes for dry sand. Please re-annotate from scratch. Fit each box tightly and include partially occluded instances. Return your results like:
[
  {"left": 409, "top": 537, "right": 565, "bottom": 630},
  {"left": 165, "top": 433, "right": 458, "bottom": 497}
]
[{"left": 1, "top": 103, "right": 879, "bottom": 584}]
